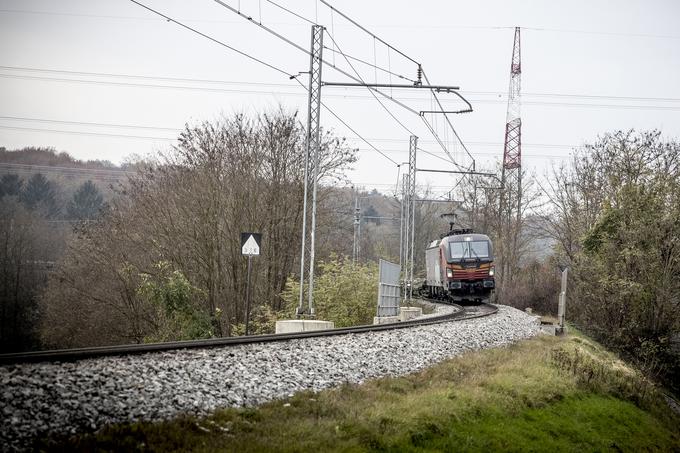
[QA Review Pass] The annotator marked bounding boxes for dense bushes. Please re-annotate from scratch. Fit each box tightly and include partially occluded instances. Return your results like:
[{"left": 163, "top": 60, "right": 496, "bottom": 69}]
[
  {"left": 501, "top": 258, "right": 561, "bottom": 315},
  {"left": 547, "top": 130, "right": 680, "bottom": 393}
]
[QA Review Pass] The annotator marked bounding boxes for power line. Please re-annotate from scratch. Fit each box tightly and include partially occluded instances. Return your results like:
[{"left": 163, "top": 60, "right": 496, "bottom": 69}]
[
  {"left": 321, "top": 46, "right": 415, "bottom": 83},
  {"left": 3, "top": 8, "right": 679, "bottom": 40},
  {"left": 312, "top": 2, "right": 474, "bottom": 170},
  {"left": 5, "top": 66, "right": 678, "bottom": 103},
  {"left": 324, "top": 31, "right": 417, "bottom": 136},
  {"left": 0, "top": 118, "right": 400, "bottom": 166},
  {"left": 422, "top": 68, "right": 475, "bottom": 168},
  {"left": 4, "top": 70, "right": 680, "bottom": 110},
  {"left": 466, "top": 89, "right": 680, "bottom": 103},
  {"left": 356, "top": 148, "right": 569, "bottom": 160},
  {"left": 209, "top": 0, "right": 422, "bottom": 118},
  {"left": 0, "top": 8, "right": 298, "bottom": 26},
  {"left": 0, "top": 124, "right": 173, "bottom": 140},
  {"left": 521, "top": 26, "right": 680, "bottom": 40},
  {"left": 0, "top": 118, "right": 582, "bottom": 156},
  {"left": 0, "top": 116, "right": 179, "bottom": 132},
  {"left": 0, "top": 162, "right": 134, "bottom": 176},
  {"left": 263, "top": 0, "right": 316, "bottom": 25},
  {"left": 0, "top": 116, "right": 583, "bottom": 152},
  {"left": 125, "top": 0, "right": 397, "bottom": 168},
  {"left": 318, "top": 0, "right": 420, "bottom": 66},
  {"left": 0, "top": 72, "right": 310, "bottom": 96},
  {"left": 320, "top": 31, "right": 472, "bottom": 173},
  {"left": 128, "top": 0, "right": 293, "bottom": 78},
  {"left": 289, "top": 78, "right": 398, "bottom": 165},
  {"left": 0, "top": 65, "right": 297, "bottom": 88},
  {"left": 417, "top": 147, "right": 460, "bottom": 164},
  {"left": 368, "top": 137, "right": 576, "bottom": 148}
]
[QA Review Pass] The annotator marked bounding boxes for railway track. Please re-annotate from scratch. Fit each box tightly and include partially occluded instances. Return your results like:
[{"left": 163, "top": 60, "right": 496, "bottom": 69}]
[
  {"left": 0, "top": 300, "right": 497, "bottom": 365},
  {"left": 3, "top": 302, "right": 537, "bottom": 450}
]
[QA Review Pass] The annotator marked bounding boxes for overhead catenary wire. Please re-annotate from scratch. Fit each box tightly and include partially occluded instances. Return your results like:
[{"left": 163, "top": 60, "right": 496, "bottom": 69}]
[
  {"left": 321, "top": 47, "right": 415, "bottom": 83},
  {"left": 0, "top": 124, "right": 575, "bottom": 160},
  {"left": 209, "top": 0, "right": 421, "bottom": 117},
  {"left": 7, "top": 65, "right": 679, "bottom": 103},
  {"left": 4, "top": 68, "right": 680, "bottom": 109},
  {"left": 314, "top": 1, "right": 476, "bottom": 173},
  {"left": 0, "top": 125, "right": 174, "bottom": 141},
  {"left": 128, "top": 0, "right": 293, "bottom": 79},
  {"left": 125, "top": 0, "right": 397, "bottom": 168},
  {"left": 0, "top": 162, "right": 136, "bottom": 176},
  {"left": 289, "top": 78, "right": 399, "bottom": 166},
  {"left": 205, "top": 0, "right": 415, "bottom": 166},
  {"left": 0, "top": 118, "right": 578, "bottom": 155},
  {"left": 324, "top": 32, "right": 417, "bottom": 137},
  {"left": 0, "top": 113, "right": 589, "bottom": 151},
  {"left": 318, "top": 0, "right": 420, "bottom": 66},
  {"left": 422, "top": 68, "right": 475, "bottom": 167},
  {"left": 418, "top": 147, "right": 460, "bottom": 164},
  {"left": 264, "top": 0, "right": 316, "bottom": 25},
  {"left": 0, "top": 115, "right": 179, "bottom": 132},
  {"left": 2, "top": 8, "right": 680, "bottom": 40}
]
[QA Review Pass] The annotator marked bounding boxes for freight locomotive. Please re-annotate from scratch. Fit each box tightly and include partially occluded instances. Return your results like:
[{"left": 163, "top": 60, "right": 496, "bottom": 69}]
[{"left": 424, "top": 228, "right": 495, "bottom": 302}]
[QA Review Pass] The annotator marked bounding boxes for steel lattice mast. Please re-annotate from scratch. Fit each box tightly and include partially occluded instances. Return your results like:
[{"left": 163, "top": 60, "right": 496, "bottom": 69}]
[
  {"left": 407, "top": 135, "right": 418, "bottom": 300},
  {"left": 297, "top": 24, "right": 324, "bottom": 317},
  {"left": 400, "top": 172, "right": 409, "bottom": 299},
  {"left": 501, "top": 27, "right": 522, "bottom": 216}
]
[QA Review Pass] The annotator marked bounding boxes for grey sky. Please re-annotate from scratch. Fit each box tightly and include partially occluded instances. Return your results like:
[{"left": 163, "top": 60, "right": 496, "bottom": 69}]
[{"left": 1, "top": 0, "right": 679, "bottom": 195}]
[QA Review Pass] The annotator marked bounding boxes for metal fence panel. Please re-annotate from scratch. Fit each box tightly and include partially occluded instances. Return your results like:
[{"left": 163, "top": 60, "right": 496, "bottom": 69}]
[{"left": 377, "top": 259, "right": 401, "bottom": 317}]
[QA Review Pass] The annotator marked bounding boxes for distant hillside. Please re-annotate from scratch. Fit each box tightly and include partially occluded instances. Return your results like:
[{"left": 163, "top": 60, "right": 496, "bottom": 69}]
[
  {"left": 0, "top": 146, "right": 120, "bottom": 170},
  {"left": 0, "top": 147, "right": 135, "bottom": 203},
  {"left": 0, "top": 147, "right": 134, "bottom": 188}
]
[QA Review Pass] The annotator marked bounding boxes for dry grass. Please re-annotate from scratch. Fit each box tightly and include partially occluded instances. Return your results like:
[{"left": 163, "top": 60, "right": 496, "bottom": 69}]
[{"left": 38, "top": 332, "right": 680, "bottom": 452}]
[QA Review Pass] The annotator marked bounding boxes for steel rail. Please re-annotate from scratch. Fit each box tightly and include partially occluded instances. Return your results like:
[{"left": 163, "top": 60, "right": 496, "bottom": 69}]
[{"left": 0, "top": 301, "right": 497, "bottom": 365}]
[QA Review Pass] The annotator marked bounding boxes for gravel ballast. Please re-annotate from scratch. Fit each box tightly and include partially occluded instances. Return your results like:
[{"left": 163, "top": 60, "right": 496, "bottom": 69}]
[{"left": 0, "top": 305, "right": 539, "bottom": 450}]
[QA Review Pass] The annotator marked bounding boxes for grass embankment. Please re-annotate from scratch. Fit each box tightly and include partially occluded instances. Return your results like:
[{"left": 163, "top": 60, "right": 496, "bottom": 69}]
[{"left": 40, "top": 331, "right": 680, "bottom": 452}]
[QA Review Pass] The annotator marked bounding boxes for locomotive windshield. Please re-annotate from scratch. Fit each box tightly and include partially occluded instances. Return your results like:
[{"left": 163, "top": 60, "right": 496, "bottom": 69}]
[{"left": 450, "top": 241, "right": 490, "bottom": 260}]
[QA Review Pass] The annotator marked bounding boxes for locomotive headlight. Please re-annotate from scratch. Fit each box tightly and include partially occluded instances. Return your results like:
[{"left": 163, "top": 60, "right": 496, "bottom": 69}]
[
  {"left": 446, "top": 268, "right": 453, "bottom": 278},
  {"left": 489, "top": 266, "right": 495, "bottom": 277}
]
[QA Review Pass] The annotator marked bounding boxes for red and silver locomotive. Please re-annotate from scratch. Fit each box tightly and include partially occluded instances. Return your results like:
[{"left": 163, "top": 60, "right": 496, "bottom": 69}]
[{"left": 424, "top": 228, "right": 495, "bottom": 302}]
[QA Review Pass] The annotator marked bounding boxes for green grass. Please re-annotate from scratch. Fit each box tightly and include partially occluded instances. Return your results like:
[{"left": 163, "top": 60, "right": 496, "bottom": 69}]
[{"left": 37, "top": 333, "right": 680, "bottom": 452}]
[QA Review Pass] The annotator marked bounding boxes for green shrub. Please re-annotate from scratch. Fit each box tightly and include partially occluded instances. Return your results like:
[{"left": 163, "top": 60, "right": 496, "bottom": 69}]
[
  {"left": 280, "top": 255, "right": 378, "bottom": 327},
  {"left": 134, "top": 261, "right": 215, "bottom": 342}
]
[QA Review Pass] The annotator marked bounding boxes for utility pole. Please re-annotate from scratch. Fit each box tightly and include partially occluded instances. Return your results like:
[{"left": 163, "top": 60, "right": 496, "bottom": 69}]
[
  {"left": 401, "top": 172, "right": 410, "bottom": 300},
  {"left": 407, "top": 135, "right": 418, "bottom": 300},
  {"left": 558, "top": 266, "right": 568, "bottom": 330},
  {"left": 297, "top": 24, "right": 324, "bottom": 317},
  {"left": 399, "top": 173, "right": 407, "bottom": 273},
  {"left": 353, "top": 196, "right": 360, "bottom": 263}
]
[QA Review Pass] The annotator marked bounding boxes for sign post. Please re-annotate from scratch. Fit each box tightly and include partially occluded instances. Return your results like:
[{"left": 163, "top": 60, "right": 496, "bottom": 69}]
[
  {"left": 558, "top": 266, "right": 568, "bottom": 330},
  {"left": 241, "top": 232, "right": 261, "bottom": 336}
]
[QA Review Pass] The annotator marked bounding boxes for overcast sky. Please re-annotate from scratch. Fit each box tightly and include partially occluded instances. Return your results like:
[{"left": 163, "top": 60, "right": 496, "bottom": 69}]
[{"left": 1, "top": 0, "right": 679, "bottom": 195}]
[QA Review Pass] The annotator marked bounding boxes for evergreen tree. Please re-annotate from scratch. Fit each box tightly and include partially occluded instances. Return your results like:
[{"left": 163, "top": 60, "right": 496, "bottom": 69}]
[
  {"left": 20, "top": 173, "right": 60, "bottom": 218},
  {"left": 363, "top": 205, "right": 380, "bottom": 225},
  {"left": 0, "top": 174, "right": 23, "bottom": 198},
  {"left": 67, "top": 180, "right": 104, "bottom": 220}
]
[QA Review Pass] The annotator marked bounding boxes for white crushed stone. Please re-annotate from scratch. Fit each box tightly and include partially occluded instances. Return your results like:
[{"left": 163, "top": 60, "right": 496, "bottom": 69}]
[{"left": 0, "top": 305, "right": 539, "bottom": 450}]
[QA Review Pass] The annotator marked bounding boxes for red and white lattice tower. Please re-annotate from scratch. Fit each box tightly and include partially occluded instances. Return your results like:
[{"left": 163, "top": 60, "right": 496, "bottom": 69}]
[{"left": 501, "top": 27, "right": 522, "bottom": 218}]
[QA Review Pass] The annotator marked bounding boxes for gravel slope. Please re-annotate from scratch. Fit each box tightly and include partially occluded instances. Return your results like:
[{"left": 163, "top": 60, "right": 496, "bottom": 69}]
[{"left": 0, "top": 305, "right": 539, "bottom": 451}]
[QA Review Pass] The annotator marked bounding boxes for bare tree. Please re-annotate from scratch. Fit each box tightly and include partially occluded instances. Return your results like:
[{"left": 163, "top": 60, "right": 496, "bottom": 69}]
[{"left": 40, "top": 109, "right": 356, "bottom": 347}]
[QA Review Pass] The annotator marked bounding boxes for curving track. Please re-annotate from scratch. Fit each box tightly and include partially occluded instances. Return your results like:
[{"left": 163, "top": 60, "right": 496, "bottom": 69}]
[
  {"left": 0, "top": 300, "right": 496, "bottom": 365},
  {"left": 1, "top": 302, "right": 540, "bottom": 451}
]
